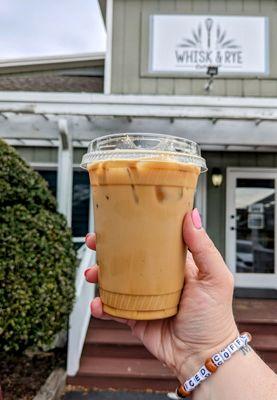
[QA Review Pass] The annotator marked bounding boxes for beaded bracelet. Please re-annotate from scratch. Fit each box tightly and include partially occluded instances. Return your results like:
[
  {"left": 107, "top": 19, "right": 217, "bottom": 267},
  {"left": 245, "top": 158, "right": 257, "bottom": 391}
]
[{"left": 175, "top": 332, "right": 252, "bottom": 398}]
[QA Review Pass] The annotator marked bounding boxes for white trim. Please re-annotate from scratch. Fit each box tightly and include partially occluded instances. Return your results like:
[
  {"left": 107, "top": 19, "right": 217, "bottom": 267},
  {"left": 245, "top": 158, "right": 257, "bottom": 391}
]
[
  {"left": 2, "top": 92, "right": 277, "bottom": 148},
  {"left": 0, "top": 92, "right": 277, "bottom": 118},
  {"left": 104, "top": 0, "right": 113, "bottom": 94},
  {"left": 0, "top": 52, "right": 105, "bottom": 69},
  {"left": 67, "top": 245, "right": 96, "bottom": 376},
  {"left": 29, "top": 162, "right": 57, "bottom": 169},
  {"left": 72, "top": 237, "right": 85, "bottom": 244},
  {"left": 57, "top": 119, "right": 73, "bottom": 226},
  {"left": 226, "top": 167, "right": 277, "bottom": 289},
  {"left": 195, "top": 172, "right": 207, "bottom": 228},
  {"left": 2, "top": 91, "right": 277, "bottom": 108}
]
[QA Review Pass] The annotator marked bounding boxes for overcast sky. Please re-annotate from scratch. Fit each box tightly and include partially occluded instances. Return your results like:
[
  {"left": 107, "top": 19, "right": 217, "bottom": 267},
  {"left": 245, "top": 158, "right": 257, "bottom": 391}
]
[{"left": 0, "top": 0, "right": 106, "bottom": 60}]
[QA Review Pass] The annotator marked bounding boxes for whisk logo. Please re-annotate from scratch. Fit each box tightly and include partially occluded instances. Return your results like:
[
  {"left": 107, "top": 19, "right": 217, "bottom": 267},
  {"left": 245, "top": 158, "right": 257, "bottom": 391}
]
[{"left": 176, "top": 17, "right": 242, "bottom": 69}]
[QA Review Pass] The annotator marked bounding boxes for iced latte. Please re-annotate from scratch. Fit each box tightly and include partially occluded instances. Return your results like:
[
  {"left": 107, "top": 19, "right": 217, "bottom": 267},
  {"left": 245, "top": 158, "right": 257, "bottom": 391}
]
[{"left": 81, "top": 134, "right": 206, "bottom": 320}]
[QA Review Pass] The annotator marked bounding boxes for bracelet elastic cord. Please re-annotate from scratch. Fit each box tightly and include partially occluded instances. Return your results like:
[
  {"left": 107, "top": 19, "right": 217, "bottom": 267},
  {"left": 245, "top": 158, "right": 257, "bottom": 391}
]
[{"left": 175, "top": 332, "right": 252, "bottom": 398}]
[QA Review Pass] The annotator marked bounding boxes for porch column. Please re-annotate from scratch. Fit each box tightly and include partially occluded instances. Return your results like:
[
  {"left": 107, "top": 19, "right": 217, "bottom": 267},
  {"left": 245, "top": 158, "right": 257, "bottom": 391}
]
[{"left": 57, "top": 118, "right": 73, "bottom": 226}]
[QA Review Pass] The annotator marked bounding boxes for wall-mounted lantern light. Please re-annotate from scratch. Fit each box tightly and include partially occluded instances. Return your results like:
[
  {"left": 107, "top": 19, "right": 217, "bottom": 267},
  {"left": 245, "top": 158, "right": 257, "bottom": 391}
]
[{"left": 211, "top": 167, "right": 223, "bottom": 187}]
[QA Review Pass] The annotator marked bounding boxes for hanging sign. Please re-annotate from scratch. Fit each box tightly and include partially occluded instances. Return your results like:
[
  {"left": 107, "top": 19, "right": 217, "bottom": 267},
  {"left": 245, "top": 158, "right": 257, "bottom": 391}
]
[{"left": 149, "top": 15, "right": 268, "bottom": 75}]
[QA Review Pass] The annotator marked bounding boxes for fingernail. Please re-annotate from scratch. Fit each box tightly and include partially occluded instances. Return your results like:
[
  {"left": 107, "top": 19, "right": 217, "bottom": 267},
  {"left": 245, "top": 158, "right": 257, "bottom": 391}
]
[
  {"left": 84, "top": 268, "right": 90, "bottom": 278},
  {"left": 85, "top": 233, "right": 90, "bottom": 242},
  {"left": 191, "top": 208, "right": 202, "bottom": 229}
]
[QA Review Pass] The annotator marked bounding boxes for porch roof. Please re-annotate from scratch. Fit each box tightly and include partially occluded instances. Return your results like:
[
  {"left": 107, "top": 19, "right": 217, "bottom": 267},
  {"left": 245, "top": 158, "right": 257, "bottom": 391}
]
[{"left": 1, "top": 91, "right": 277, "bottom": 151}]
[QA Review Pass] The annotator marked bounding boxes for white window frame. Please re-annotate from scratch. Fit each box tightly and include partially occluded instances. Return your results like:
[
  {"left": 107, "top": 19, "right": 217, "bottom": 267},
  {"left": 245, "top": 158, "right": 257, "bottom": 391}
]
[
  {"left": 226, "top": 167, "right": 277, "bottom": 289},
  {"left": 30, "top": 162, "right": 93, "bottom": 245},
  {"left": 195, "top": 172, "right": 207, "bottom": 228}
]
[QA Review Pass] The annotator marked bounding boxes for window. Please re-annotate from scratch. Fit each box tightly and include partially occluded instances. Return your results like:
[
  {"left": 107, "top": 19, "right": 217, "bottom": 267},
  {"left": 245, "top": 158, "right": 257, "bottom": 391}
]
[
  {"left": 226, "top": 168, "right": 277, "bottom": 289},
  {"left": 72, "top": 170, "right": 90, "bottom": 240},
  {"left": 36, "top": 168, "right": 91, "bottom": 247}
]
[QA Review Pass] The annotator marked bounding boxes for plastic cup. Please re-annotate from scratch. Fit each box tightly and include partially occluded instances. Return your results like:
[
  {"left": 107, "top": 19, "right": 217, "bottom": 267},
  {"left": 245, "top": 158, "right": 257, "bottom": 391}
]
[{"left": 81, "top": 133, "right": 206, "bottom": 320}]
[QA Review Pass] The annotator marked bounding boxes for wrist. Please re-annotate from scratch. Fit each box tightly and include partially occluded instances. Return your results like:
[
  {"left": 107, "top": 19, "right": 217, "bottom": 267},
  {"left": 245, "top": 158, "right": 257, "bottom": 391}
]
[{"left": 175, "top": 324, "right": 239, "bottom": 384}]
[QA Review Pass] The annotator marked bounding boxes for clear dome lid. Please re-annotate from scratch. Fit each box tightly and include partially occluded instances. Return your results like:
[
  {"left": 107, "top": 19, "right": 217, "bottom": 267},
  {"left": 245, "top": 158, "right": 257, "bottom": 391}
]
[{"left": 81, "top": 133, "right": 207, "bottom": 172}]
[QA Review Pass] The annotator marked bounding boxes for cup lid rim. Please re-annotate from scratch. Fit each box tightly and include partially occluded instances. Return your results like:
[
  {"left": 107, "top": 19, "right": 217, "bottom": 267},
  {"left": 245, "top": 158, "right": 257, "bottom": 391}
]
[{"left": 81, "top": 133, "right": 207, "bottom": 172}]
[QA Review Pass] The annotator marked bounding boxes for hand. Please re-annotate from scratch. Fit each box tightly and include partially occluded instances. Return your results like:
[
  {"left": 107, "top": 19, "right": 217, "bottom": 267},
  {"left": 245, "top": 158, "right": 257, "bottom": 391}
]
[{"left": 84, "top": 209, "right": 238, "bottom": 383}]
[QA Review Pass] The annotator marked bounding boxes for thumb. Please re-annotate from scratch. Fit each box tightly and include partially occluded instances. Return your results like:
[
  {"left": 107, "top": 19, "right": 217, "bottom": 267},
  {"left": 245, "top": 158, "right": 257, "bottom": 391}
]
[{"left": 183, "top": 209, "right": 230, "bottom": 280}]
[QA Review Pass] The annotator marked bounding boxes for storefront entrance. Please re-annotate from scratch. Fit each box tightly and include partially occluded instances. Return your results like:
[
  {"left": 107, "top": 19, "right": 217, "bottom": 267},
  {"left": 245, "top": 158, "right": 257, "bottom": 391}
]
[{"left": 226, "top": 168, "right": 277, "bottom": 289}]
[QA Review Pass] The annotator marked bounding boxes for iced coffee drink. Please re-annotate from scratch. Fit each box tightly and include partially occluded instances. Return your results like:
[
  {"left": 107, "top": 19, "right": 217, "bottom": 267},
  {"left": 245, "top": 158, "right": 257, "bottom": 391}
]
[{"left": 81, "top": 134, "right": 206, "bottom": 320}]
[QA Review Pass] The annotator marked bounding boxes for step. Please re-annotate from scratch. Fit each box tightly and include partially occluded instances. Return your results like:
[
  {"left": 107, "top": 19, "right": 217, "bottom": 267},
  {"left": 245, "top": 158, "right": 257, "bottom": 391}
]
[
  {"left": 237, "top": 323, "right": 277, "bottom": 335},
  {"left": 84, "top": 324, "right": 153, "bottom": 358},
  {"left": 67, "top": 375, "right": 178, "bottom": 391},
  {"left": 83, "top": 343, "right": 153, "bottom": 359},
  {"left": 89, "top": 319, "right": 129, "bottom": 330},
  {"left": 79, "top": 357, "right": 175, "bottom": 379},
  {"left": 251, "top": 334, "right": 277, "bottom": 352},
  {"left": 86, "top": 320, "right": 277, "bottom": 359},
  {"left": 234, "top": 299, "right": 277, "bottom": 324},
  {"left": 87, "top": 325, "right": 277, "bottom": 351},
  {"left": 68, "top": 357, "right": 178, "bottom": 391},
  {"left": 86, "top": 327, "right": 141, "bottom": 346},
  {"left": 83, "top": 335, "right": 277, "bottom": 361},
  {"left": 83, "top": 327, "right": 152, "bottom": 358}
]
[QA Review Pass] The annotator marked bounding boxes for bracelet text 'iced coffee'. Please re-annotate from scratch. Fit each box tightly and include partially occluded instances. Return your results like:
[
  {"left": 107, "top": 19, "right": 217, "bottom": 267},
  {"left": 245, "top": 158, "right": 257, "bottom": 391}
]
[{"left": 175, "top": 332, "right": 252, "bottom": 398}]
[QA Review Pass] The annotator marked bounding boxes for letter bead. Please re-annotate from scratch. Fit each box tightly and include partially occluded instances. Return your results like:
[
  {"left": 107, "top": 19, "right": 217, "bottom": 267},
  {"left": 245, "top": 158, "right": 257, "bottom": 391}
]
[
  {"left": 184, "top": 382, "right": 191, "bottom": 392},
  {"left": 199, "top": 366, "right": 212, "bottom": 380},
  {"left": 220, "top": 348, "right": 231, "bottom": 361},
  {"left": 227, "top": 343, "right": 237, "bottom": 354},
  {"left": 193, "top": 372, "right": 201, "bottom": 387},
  {"left": 212, "top": 353, "right": 224, "bottom": 367},
  {"left": 234, "top": 337, "right": 243, "bottom": 349},
  {"left": 184, "top": 379, "right": 195, "bottom": 391}
]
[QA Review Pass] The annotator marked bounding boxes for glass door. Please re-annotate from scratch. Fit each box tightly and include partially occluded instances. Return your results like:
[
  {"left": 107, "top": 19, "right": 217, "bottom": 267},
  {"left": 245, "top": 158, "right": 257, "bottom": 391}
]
[{"left": 226, "top": 169, "right": 277, "bottom": 288}]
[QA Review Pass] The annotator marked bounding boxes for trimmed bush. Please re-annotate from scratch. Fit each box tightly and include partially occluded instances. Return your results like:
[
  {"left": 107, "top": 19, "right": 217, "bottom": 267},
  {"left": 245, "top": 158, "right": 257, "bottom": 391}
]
[{"left": 0, "top": 139, "right": 76, "bottom": 352}]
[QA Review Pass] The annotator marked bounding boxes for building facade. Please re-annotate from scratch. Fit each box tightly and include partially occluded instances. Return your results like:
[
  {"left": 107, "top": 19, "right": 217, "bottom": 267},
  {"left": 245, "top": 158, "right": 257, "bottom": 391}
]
[
  {"left": 107, "top": 0, "right": 277, "bottom": 295},
  {"left": 1, "top": 0, "right": 277, "bottom": 385}
]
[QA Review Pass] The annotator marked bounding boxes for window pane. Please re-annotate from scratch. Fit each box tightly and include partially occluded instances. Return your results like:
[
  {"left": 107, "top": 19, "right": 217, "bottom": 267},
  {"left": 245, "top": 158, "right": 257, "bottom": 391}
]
[
  {"left": 36, "top": 169, "right": 90, "bottom": 240},
  {"left": 72, "top": 171, "right": 90, "bottom": 238},
  {"left": 236, "top": 178, "right": 275, "bottom": 274}
]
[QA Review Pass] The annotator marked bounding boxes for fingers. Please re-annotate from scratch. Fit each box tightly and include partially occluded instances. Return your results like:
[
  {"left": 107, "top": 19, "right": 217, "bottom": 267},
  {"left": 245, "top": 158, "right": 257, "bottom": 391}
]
[
  {"left": 185, "top": 251, "right": 199, "bottom": 282},
  {"left": 84, "top": 264, "right": 99, "bottom": 283},
  {"left": 85, "top": 233, "right": 96, "bottom": 250},
  {"left": 183, "top": 209, "right": 230, "bottom": 281},
  {"left": 90, "top": 297, "right": 108, "bottom": 319},
  {"left": 90, "top": 297, "right": 128, "bottom": 325}
]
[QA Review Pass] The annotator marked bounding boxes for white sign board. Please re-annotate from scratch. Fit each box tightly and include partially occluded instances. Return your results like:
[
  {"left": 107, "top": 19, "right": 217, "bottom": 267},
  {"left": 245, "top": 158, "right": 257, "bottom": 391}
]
[{"left": 149, "top": 15, "right": 268, "bottom": 75}]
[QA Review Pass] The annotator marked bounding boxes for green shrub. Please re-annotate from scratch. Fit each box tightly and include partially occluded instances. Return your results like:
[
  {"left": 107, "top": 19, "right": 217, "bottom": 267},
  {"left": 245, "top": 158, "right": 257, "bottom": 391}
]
[{"left": 0, "top": 139, "right": 76, "bottom": 352}]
